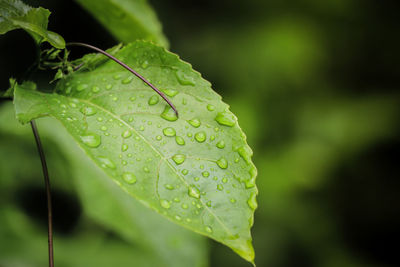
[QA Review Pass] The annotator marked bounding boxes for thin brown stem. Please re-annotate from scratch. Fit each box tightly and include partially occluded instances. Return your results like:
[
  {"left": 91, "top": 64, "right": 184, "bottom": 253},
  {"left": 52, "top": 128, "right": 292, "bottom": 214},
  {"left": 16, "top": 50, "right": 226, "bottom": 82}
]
[
  {"left": 66, "top": 42, "right": 178, "bottom": 117},
  {"left": 30, "top": 120, "right": 54, "bottom": 267}
]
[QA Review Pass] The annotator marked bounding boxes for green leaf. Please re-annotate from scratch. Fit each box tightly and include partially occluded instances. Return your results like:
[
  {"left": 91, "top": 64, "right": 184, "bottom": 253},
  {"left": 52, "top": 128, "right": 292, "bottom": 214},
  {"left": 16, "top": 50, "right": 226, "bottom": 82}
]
[
  {"left": 74, "top": 0, "right": 168, "bottom": 47},
  {"left": 0, "top": 0, "right": 65, "bottom": 48},
  {"left": 0, "top": 102, "right": 207, "bottom": 267},
  {"left": 13, "top": 41, "right": 257, "bottom": 263}
]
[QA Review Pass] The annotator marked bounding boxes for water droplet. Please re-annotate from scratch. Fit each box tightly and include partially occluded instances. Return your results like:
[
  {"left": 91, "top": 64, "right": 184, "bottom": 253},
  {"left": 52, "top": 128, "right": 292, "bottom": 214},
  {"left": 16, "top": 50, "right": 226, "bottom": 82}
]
[
  {"left": 216, "top": 157, "right": 228, "bottom": 169},
  {"left": 139, "top": 126, "right": 145, "bottom": 131},
  {"left": 122, "top": 144, "right": 128, "bottom": 152},
  {"left": 175, "top": 136, "right": 185, "bottom": 145},
  {"left": 97, "top": 117, "right": 103, "bottom": 122},
  {"left": 161, "top": 106, "right": 178, "bottom": 121},
  {"left": 216, "top": 140, "right": 225, "bottom": 149},
  {"left": 113, "top": 74, "right": 121, "bottom": 80},
  {"left": 162, "top": 89, "right": 179, "bottom": 97},
  {"left": 195, "top": 131, "right": 206, "bottom": 143},
  {"left": 76, "top": 84, "right": 88, "bottom": 91},
  {"left": 98, "top": 156, "right": 116, "bottom": 169},
  {"left": 230, "top": 198, "right": 237, "bottom": 203},
  {"left": 91, "top": 86, "right": 100, "bottom": 93},
  {"left": 247, "top": 192, "right": 258, "bottom": 210},
  {"left": 194, "top": 177, "right": 200, "bottom": 181},
  {"left": 172, "top": 154, "right": 185, "bottom": 165},
  {"left": 130, "top": 96, "right": 136, "bottom": 102},
  {"left": 206, "top": 201, "right": 212, "bottom": 207},
  {"left": 122, "top": 172, "right": 137, "bottom": 184},
  {"left": 100, "top": 126, "right": 107, "bottom": 131},
  {"left": 188, "top": 185, "right": 200, "bottom": 199},
  {"left": 222, "top": 177, "right": 228, "bottom": 183},
  {"left": 175, "top": 69, "right": 195, "bottom": 86},
  {"left": 141, "top": 60, "right": 149, "bottom": 69},
  {"left": 80, "top": 133, "right": 101, "bottom": 148},
  {"left": 202, "top": 171, "right": 210, "bottom": 177},
  {"left": 188, "top": 118, "right": 201, "bottom": 128},
  {"left": 217, "top": 184, "right": 224, "bottom": 191},
  {"left": 80, "top": 106, "right": 97, "bottom": 116},
  {"left": 122, "top": 130, "right": 132, "bottom": 138},
  {"left": 164, "top": 184, "right": 174, "bottom": 190},
  {"left": 106, "top": 84, "right": 113, "bottom": 90},
  {"left": 69, "top": 102, "right": 77, "bottom": 108},
  {"left": 210, "top": 135, "right": 215, "bottom": 141},
  {"left": 156, "top": 135, "right": 162, "bottom": 141},
  {"left": 163, "top": 127, "right": 176, "bottom": 137},
  {"left": 182, "top": 169, "right": 188, "bottom": 175},
  {"left": 215, "top": 111, "right": 236, "bottom": 127},
  {"left": 160, "top": 199, "right": 171, "bottom": 209},
  {"left": 181, "top": 203, "right": 188, "bottom": 209},
  {"left": 175, "top": 215, "right": 182, "bottom": 221},
  {"left": 207, "top": 104, "right": 215, "bottom": 111},
  {"left": 173, "top": 197, "right": 180, "bottom": 202},
  {"left": 205, "top": 226, "right": 213, "bottom": 233},
  {"left": 143, "top": 167, "right": 150, "bottom": 173},
  {"left": 148, "top": 95, "right": 159, "bottom": 105},
  {"left": 122, "top": 77, "right": 133, "bottom": 84}
]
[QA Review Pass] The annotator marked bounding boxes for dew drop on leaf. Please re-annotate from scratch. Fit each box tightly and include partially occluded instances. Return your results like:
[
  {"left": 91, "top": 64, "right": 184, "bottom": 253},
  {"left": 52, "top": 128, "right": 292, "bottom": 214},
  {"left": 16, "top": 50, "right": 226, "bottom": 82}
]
[
  {"left": 216, "top": 140, "right": 225, "bottom": 149},
  {"left": 163, "top": 127, "right": 176, "bottom": 136},
  {"left": 80, "top": 133, "right": 101, "bottom": 148},
  {"left": 122, "top": 172, "right": 137, "bottom": 184},
  {"left": 80, "top": 106, "right": 97, "bottom": 116},
  {"left": 216, "top": 157, "right": 228, "bottom": 169},
  {"left": 215, "top": 111, "right": 236, "bottom": 127},
  {"left": 205, "top": 226, "right": 213, "bottom": 233},
  {"left": 188, "top": 118, "right": 201, "bottom": 128},
  {"left": 188, "top": 185, "right": 200, "bottom": 199},
  {"left": 164, "top": 184, "right": 174, "bottom": 190},
  {"left": 162, "top": 89, "right": 179, "bottom": 97},
  {"left": 98, "top": 156, "right": 116, "bottom": 169},
  {"left": 91, "top": 86, "right": 100, "bottom": 93},
  {"left": 148, "top": 95, "right": 159, "bottom": 105},
  {"left": 76, "top": 84, "right": 88, "bottom": 91},
  {"left": 247, "top": 192, "right": 258, "bottom": 210},
  {"left": 122, "top": 130, "right": 132, "bottom": 138},
  {"left": 172, "top": 154, "right": 185, "bottom": 165},
  {"left": 175, "top": 136, "right": 185, "bottom": 145},
  {"left": 160, "top": 199, "right": 171, "bottom": 209},
  {"left": 121, "top": 144, "right": 128, "bottom": 152},
  {"left": 217, "top": 184, "right": 224, "bottom": 191},
  {"left": 194, "top": 131, "right": 206, "bottom": 143},
  {"left": 175, "top": 69, "right": 195, "bottom": 86},
  {"left": 207, "top": 104, "right": 215, "bottom": 111},
  {"left": 161, "top": 106, "right": 178, "bottom": 121}
]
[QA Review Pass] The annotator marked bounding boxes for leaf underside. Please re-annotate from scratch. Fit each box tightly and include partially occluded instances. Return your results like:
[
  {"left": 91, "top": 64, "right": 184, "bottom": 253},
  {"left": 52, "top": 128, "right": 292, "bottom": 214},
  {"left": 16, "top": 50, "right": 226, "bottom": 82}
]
[
  {"left": 74, "top": 0, "right": 168, "bottom": 47},
  {"left": 13, "top": 41, "right": 257, "bottom": 263},
  {"left": 0, "top": 0, "right": 65, "bottom": 48}
]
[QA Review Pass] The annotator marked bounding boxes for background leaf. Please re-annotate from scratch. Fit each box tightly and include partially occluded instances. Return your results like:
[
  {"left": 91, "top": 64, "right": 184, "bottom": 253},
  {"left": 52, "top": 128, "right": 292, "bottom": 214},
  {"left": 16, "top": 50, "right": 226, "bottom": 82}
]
[
  {"left": 0, "top": 102, "right": 207, "bottom": 267},
  {"left": 13, "top": 41, "right": 257, "bottom": 263},
  {"left": 0, "top": 0, "right": 65, "bottom": 48},
  {"left": 74, "top": 0, "right": 168, "bottom": 47}
]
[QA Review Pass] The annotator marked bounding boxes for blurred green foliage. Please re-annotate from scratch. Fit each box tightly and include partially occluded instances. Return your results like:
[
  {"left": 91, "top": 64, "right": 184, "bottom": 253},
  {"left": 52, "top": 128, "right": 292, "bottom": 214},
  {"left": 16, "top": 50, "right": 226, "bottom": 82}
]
[{"left": 1, "top": 0, "right": 399, "bottom": 266}]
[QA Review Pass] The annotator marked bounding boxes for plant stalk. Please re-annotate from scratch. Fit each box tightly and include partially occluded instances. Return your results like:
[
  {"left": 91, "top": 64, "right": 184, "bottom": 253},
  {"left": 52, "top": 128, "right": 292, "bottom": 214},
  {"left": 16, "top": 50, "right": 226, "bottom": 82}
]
[
  {"left": 30, "top": 120, "right": 54, "bottom": 267},
  {"left": 66, "top": 42, "right": 178, "bottom": 117}
]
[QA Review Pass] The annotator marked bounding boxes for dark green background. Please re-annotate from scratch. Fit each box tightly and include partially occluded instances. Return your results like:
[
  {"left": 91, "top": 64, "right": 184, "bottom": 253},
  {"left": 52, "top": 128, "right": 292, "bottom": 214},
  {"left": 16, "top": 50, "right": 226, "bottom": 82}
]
[{"left": 1, "top": 0, "right": 399, "bottom": 266}]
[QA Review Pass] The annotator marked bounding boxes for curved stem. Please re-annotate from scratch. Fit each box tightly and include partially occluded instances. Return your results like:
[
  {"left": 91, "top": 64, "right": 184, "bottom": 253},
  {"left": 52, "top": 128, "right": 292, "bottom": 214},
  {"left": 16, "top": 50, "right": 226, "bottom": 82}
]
[
  {"left": 66, "top": 42, "right": 178, "bottom": 117},
  {"left": 30, "top": 120, "right": 54, "bottom": 267}
]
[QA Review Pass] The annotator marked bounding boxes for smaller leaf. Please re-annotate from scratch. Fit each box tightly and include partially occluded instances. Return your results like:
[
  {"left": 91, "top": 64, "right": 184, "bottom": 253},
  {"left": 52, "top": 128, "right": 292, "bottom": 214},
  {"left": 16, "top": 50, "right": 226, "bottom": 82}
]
[
  {"left": 74, "top": 0, "right": 168, "bottom": 47},
  {"left": 0, "top": 0, "right": 65, "bottom": 48}
]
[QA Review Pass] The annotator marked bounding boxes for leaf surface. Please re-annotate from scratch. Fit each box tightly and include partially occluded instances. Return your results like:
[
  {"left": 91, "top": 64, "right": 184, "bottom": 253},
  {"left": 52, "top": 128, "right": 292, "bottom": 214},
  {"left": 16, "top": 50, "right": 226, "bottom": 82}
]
[
  {"left": 74, "top": 0, "right": 168, "bottom": 47},
  {"left": 0, "top": 0, "right": 65, "bottom": 48},
  {"left": 0, "top": 102, "right": 207, "bottom": 267},
  {"left": 13, "top": 41, "right": 257, "bottom": 263}
]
